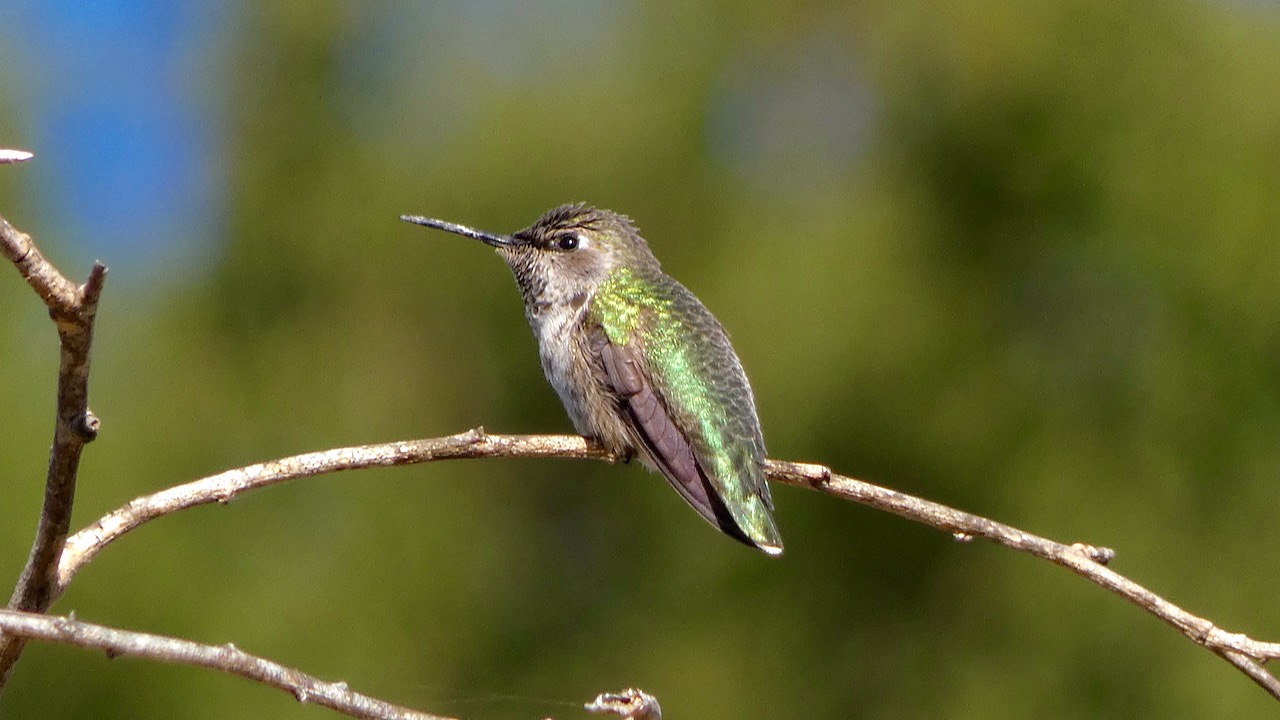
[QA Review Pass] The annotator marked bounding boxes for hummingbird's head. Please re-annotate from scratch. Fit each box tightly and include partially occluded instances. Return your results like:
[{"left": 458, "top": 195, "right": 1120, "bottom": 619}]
[{"left": 402, "top": 204, "right": 660, "bottom": 308}]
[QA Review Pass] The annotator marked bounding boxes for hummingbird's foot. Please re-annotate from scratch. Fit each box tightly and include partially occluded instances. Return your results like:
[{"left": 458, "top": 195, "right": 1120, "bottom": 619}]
[{"left": 583, "top": 436, "right": 635, "bottom": 464}]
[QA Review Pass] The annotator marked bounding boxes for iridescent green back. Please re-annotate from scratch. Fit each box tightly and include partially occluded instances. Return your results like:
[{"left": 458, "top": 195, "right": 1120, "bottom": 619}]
[{"left": 591, "top": 267, "right": 781, "bottom": 551}]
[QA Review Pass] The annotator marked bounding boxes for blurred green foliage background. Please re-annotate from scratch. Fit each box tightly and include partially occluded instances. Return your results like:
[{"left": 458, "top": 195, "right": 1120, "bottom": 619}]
[{"left": 2, "top": 1, "right": 1280, "bottom": 718}]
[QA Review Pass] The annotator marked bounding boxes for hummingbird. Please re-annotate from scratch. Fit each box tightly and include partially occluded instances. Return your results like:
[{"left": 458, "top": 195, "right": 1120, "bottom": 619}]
[{"left": 400, "top": 204, "right": 782, "bottom": 555}]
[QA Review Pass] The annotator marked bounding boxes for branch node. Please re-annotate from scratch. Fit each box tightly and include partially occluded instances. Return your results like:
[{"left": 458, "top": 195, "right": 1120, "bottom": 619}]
[
  {"left": 78, "top": 410, "right": 101, "bottom": 441},
  {"left": 1069, "top": 543, "right": 1116, "bottom": 565},
  {"left": 82, "top": 261, "right": 108, "bottom": 302},
  {"left": 802, "top": 461, "right": 833, "bottom": 486}
]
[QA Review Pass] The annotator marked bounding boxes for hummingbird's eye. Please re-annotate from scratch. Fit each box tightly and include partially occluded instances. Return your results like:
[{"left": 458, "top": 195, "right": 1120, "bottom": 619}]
[{"left": 557, "top": 234, "right": 580, "bottom": 251}]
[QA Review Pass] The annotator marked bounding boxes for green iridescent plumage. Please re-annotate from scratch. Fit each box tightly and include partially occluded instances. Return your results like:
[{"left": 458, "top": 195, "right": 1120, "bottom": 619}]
[{"left": 591, "top": 267, "right": 780, "bottom": 550}]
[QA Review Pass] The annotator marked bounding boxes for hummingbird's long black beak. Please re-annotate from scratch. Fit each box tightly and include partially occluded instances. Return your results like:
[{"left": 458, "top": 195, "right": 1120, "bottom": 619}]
[{"left": 400, "top": 214, "right": 520, "bottom": 248}]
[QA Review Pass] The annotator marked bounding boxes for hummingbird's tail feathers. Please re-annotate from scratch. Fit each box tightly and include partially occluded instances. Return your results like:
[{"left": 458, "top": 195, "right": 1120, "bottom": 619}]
[{"left": 701, "top": 476, "right": 784, "bottom": 555}]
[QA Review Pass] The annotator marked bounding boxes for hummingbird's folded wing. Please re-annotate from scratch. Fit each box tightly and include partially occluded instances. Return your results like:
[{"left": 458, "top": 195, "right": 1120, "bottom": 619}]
[
  {"left": 592, "top": 325, "right": 781, "bottom": 553},
  {"left": 595, "top": 335, "right": 728, "bottom": 531}
]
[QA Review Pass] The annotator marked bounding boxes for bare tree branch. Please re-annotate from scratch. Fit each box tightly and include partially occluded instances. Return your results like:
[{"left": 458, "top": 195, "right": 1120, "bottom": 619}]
[
  {"left": 1, "top": 213, "right": 107, "bottom": 687},
  {"left": 54, "top": 430, "right": 1280, "bottom": 700},
  {"left": 0, "top": 609, "right": 455, "bottom": 720},
  {"left": 763, "top": 459, "right": 1280, "bottom": 699},
  {"left": 57, "top": 430, "right": 613, "bottom": 594}
]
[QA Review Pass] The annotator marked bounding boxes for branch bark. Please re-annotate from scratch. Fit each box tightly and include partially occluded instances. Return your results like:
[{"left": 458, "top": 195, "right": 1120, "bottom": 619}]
[
  {"left": 53, "top": 430, "right": 1280, "bottom": 701},
  {"left": 0, "top": 609, "right": 455, "bottom": 720},
  {"left": 56, "top": 431, "right": 612, "bottom": 594},
  {"left": 0, "top": 214, "right": 107, "bottom": 686},
  {"left": 764, "top": 459, "right": 1280, "bottom": 698}
]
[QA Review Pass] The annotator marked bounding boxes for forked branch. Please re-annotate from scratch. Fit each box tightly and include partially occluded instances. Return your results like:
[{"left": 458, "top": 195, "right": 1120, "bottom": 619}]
[{"left": 0, "top": 210, "right": 107, "bottom": 686}]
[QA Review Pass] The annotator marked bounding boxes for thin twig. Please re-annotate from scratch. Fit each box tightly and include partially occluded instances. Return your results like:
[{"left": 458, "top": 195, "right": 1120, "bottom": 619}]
[
  {"left": 55, "top": 430, "right": 1280, "bottom": 700},
  {"left": 763, "top": 459, "right": 1280, "bottom": 698},
  {"left": 0, "top": 214, "right": 108, "bottom": 687},
  {"left": 0, "top": 609, "right": 454, "bottom": 720},
  {"left": 0, "top": 215, "right": 85, "bottom": 308}
]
